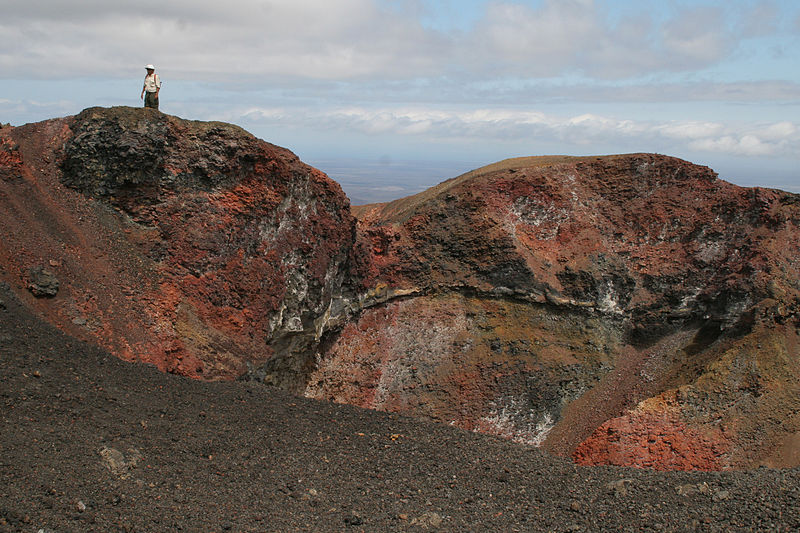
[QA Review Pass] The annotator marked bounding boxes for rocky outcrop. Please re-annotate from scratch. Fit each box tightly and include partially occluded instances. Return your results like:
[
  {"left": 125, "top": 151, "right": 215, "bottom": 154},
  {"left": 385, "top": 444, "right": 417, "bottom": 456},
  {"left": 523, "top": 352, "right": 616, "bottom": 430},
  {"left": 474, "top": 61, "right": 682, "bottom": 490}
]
[
  {"left": 26, "top": 266, "right": 60, "bottom": 298},
  {"left": 306, "top": 155, "right": 800, "bottom": 470},
  {"left": 0, "top": 107, "right": 357, "bottom": 383}
]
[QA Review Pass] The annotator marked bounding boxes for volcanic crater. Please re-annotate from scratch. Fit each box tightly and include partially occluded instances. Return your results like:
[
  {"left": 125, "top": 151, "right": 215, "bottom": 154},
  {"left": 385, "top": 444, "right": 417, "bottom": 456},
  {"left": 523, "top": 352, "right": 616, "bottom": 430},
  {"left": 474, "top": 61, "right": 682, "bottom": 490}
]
[{"left": 2, "top": 107, "right": 799, "bottom": 476}]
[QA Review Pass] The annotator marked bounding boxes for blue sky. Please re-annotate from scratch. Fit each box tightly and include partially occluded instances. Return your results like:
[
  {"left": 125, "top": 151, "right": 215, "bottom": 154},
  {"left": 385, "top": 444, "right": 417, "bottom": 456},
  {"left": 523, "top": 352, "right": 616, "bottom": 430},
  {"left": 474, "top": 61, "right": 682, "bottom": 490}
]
[{"left": 1, "top": 0, "right": 798, "bottom": 203}]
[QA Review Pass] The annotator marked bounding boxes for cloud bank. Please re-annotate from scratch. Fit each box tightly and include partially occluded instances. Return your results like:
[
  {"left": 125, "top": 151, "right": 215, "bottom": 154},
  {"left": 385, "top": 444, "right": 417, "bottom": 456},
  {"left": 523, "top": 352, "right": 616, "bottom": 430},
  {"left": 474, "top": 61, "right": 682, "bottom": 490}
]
[
  {"left": 236, "top": 104, "right": 799, "bottom": 158},
  {"left": 1, "top": 0, "right": 793, "bottom": 83}
]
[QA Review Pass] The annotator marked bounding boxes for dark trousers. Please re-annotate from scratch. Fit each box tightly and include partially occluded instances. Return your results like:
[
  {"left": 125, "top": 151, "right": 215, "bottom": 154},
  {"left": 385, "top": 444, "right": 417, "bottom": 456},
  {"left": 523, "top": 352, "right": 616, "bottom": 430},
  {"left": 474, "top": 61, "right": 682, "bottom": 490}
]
[{"left": 144, "top": 92, "right": 159, "bottom": 109}]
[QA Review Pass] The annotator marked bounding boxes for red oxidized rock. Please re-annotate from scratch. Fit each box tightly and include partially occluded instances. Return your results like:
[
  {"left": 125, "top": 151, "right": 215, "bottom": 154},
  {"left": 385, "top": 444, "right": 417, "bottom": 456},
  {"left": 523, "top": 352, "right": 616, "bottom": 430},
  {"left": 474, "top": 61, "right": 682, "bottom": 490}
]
[
  {"left": 310, "top": 154, "right": 800, "bottom": 470},
  {"left": 572, "top": 400, "right": 732, "bottom": 471},
  {"left": 0, "top": 107, "right": 357, "bottom": 385}
]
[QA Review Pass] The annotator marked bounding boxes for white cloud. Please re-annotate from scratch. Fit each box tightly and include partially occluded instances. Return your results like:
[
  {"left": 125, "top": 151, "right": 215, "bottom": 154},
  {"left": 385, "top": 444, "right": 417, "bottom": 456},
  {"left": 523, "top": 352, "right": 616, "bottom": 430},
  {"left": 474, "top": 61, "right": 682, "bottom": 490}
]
[
  {"left": 688, "top": 121, "right": 798, "bottom": 156},
  {"left": 661, "top": 7, "right": 732, "bottom": 66},
  {"left": 737, "top": 1, "right": 778, "bottom": 38},
  {"left": 757, "top": 121, "right": 797, "bottom": 140},
  {"left": 690, "top": 135, "right": 773, "bottom": 156},
  {"left": 0, "top": 0, "right": 448, "bottom": 80},
  {"left": 234, "top": 104, "right": 800, "bottom": 159},
  {"left": 470, "top": 0, "right": 601, "bottom": 75},
  {"left": 658, "top": 122, "right": 725, "bottom": 140},
  {"left": 0, "top": 97, "right": 75, "bottom": 120},
  {"left": 0, "top": 0, "right": 783, "bottom": 82}
]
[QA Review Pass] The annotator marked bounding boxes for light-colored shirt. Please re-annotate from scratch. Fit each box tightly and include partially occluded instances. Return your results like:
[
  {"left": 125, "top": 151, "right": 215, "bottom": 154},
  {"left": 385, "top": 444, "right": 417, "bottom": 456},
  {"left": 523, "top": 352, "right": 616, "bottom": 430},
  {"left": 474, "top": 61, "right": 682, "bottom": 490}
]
[{"left": 143, "top": 73, "right": 161, "bottom": 93}]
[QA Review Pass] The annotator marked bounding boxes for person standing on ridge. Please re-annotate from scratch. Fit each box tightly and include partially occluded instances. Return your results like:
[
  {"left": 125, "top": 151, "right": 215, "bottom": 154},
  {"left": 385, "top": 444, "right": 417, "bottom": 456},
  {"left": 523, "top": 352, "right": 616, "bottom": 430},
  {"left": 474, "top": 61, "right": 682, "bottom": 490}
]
[{"left": 140, "top": 65, "right": 161, "bottom": 109}]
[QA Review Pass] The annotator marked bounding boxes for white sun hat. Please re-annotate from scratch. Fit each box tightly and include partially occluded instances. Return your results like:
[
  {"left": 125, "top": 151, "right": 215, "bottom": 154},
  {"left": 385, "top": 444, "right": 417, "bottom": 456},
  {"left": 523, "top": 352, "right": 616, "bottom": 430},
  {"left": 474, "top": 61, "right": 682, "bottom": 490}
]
[{"left": 145, "top": 64, "right": 155, "bottom": 70}]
